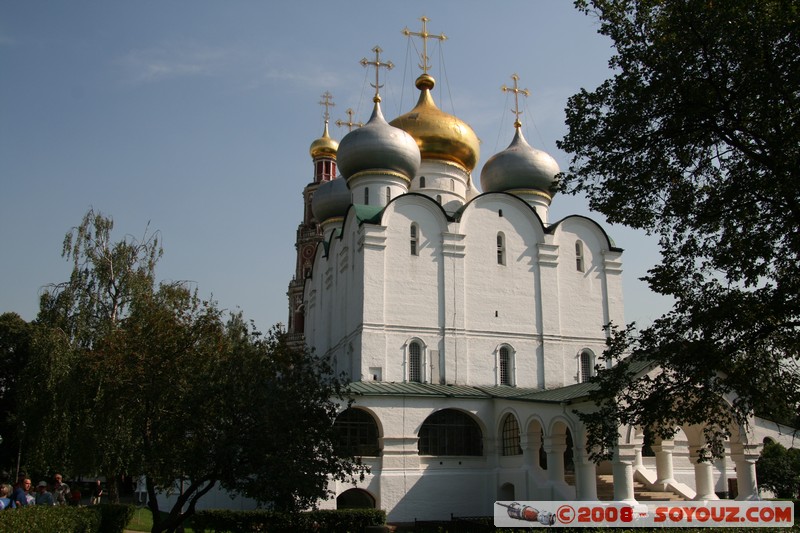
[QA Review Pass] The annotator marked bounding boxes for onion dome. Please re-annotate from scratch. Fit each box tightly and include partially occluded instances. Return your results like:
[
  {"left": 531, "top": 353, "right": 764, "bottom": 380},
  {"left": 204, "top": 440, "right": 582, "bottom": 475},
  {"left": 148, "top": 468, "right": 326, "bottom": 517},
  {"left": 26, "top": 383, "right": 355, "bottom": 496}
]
[
  {"left": 390, "top": 74, "right": 480, "bottom": 172},
  {"left": 480, "top": 126, "right": 560, "bottom": 195},
  {"left": 337, "top": 99, "right": 421, "bottom": 182},
  {"left": 312, "top": 176, "right": 350, "bottom": 222},
  {"left": 309, "top": 121, "right": 338, "bottom": 159}
]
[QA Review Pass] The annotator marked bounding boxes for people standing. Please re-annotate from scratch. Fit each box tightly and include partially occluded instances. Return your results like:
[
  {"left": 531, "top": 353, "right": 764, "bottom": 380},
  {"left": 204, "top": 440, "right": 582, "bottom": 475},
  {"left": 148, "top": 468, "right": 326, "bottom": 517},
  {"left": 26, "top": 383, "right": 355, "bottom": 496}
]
[
  {"left": 0, "top": 484, "right": 13, "bottom": 509},
  {"left": 11, "top": 476, "right": 31, "bottom": 507},
  {"left": 52, "top": 473, "right": 70, "bottom": 506},
  {"left": 90, "top": 479, "right": 103, "bottom": 505},
  {"left": 35, "top": 481, "right": 55, "bottom": 506}
]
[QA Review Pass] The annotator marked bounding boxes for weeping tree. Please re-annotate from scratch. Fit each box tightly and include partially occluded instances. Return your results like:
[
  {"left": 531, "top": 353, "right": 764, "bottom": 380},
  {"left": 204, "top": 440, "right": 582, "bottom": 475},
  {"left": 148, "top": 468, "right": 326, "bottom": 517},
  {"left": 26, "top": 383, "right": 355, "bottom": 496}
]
[
  {"left": 559, "top": 0, "right": 800, "bottom": 460},
  {"left": 22, "top": 209, "right": 365, "bottom": 533}
]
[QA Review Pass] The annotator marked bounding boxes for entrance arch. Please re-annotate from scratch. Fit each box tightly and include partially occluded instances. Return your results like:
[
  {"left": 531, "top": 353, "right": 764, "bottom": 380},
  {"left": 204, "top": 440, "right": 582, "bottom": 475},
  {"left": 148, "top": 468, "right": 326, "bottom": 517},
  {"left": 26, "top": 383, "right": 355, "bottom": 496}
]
[{"left": 336, "top": 488, "right": 376, "bottom": 509}]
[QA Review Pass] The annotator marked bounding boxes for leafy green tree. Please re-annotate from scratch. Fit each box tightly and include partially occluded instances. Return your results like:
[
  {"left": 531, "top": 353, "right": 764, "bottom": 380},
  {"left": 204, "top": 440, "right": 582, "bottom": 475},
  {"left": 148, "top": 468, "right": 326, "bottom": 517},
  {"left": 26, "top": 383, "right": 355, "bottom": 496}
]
[
  {"left": 757, "top": 441, "right": 800, "bottom": 499},
  {"left": 0, "top": 312, "right": 33, "bottom": 477},
  {"left": 558, "top": 0, "right": 800, "bottom": 460},
  {"left": 22, "top": 210, "right": 364, "bottom": 533}
]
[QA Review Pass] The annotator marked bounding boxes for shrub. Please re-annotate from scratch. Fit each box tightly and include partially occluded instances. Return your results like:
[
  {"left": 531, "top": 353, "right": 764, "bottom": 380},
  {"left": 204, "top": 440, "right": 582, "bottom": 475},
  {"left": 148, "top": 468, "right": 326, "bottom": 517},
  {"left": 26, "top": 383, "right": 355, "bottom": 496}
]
[
  {"left": 0, "top": 505, "right": 100, "bottom": 533},
  {"left": 192, "top": 508, "right": 386, "bottom": 533}
]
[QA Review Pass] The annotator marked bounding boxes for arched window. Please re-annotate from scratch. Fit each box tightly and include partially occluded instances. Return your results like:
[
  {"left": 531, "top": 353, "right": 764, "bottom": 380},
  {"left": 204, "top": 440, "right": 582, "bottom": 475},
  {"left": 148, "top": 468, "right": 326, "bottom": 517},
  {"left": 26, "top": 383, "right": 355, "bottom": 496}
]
[
  {"left": 498, "top": 209, "right": 503, "bottom": 217},
  {"left": 499, "top": 346, "right": 513, "bottom": 386},
  {"left": 580, "top": 349, "right": 593, "bottom": 383},
  {"left": 408, "top": 341, "right": 422, "bottom": 382},
  {"left": 575, "top": 240, "right": 585, "bottom": 272},
  {"left": 419, "top": 176, "right": 426, "bottom": 188},
  {"left": 336, "top": 488, "right": 375, "bottom": 509},
  {"left": 450, "top": 178, "right": 455, "bottom": 190},
  {"left": 418, "top": 409, "right": 482, "bottom": 456},
  {"left": 364, "top": 187, "right": 369, "bottom": 205},
  {"left": 410, "top": 223, "right": 419, "bottom": 256},
  {"left": 385, "top": 187, "right": 391, "bottom": 204},
  {"left": 436, "top": 194, "right": 442, "bottom": 204},
  {"left": 497, "top": 232, "right": 506, "bottom": 265},
  {"left": 501, "top": 414, "right": 522, "bottom": 456},
  {"left": 334, "top": 408, "right": 380, "bottom": 457}
]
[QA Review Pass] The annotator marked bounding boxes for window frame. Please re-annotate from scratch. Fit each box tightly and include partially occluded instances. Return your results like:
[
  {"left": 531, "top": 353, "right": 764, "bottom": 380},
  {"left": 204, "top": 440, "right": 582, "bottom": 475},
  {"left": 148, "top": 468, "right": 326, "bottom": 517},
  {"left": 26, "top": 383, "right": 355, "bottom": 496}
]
[
  {"left": 501, "top": 413, "right": 523, "bottom": 456},
  {"left": 418, "top": 409, "right": 483, "bottom": 456},
  {"left": 497, "top": 232, "right": 506, "bottom": 266}
]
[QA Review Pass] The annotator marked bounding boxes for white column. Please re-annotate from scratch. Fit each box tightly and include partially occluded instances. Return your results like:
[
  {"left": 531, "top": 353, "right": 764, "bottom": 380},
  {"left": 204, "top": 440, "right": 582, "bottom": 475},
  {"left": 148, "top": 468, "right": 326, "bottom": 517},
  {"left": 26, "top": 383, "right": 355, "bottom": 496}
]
[
  {"left": 521, "top": 431, "right": 546, "bottom": 499},
  {"left": 612, "top": 445, "right": 637, "bottom": 502},
  {"left": 732, "top": 444, "right": 761, "bottom": 500},
  {"left": 689, "top": 446, "right": 720, "bottom": 500},
  {"left": 544, "top": 435, "right": 567, "bottom": 485},
  {"left": 573, "top": 448, "right": 598, "bottom": 501},
  {"left": 652, "top": 440, "right": 676, "bottom": 488}
]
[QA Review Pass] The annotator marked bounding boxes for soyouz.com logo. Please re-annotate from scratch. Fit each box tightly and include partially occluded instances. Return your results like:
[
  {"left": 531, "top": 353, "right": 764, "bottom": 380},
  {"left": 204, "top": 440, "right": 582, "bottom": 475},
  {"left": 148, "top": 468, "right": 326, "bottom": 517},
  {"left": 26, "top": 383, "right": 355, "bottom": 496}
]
[{"left": 494, "top": 501, "right": 795, "bottom": 528}]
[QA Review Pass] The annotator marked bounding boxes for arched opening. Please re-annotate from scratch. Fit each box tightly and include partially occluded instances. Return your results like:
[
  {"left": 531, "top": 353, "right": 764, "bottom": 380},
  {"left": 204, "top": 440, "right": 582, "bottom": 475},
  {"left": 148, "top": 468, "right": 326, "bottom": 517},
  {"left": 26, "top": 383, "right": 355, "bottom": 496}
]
[
  {"left": 501, "top": 413, "right": 522, "bottom": 456},
  {"left": 419, "top": 409, "right": 483, "bottom": 456},
  {"left": 498, "top": 483, "right": 515, "bottom": 501},
  {"left": 334, "top": 408, "right": 381, "bottom": 457},
  {"left": 336, "top": 488, "right": 375, "bottom": 509}
]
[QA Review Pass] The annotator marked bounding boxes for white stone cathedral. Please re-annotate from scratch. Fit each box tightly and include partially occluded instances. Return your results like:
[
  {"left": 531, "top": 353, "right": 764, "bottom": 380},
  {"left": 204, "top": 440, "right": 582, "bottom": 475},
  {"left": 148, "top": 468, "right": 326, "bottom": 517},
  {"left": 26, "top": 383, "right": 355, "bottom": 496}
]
[{"left": 285, "top": 23, "right": 789, "bottom": 524}]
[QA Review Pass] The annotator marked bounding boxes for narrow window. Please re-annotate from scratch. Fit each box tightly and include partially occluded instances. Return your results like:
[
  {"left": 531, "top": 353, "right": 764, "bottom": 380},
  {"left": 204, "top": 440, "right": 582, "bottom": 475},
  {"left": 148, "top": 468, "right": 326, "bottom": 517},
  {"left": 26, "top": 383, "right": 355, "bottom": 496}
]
[
  {"left": 419, "top": 176, "right": 426, "bottom": 188},
  {"left": 450, "top": 178, "right": 455, "bottom": 191},
  {"left": 580, "top": 350, "right": 593, "bottom": 383},
  {"left": 497, "top": 232, "right": 506, "bottom": 265},
  {"left": 409, "top": 341, "right": 421, "bottom": 382},
  {"left": 575, "top": 240, "right": 585, "bottom": 272},
  {"left": 498, "top": 209, "right": 503, "bottom": 217},
  {"left": 410, "top": 224, "right": 418, "bottom": 256},
  {"left": 364, "top": 187, "right": 369, "bottom": 205},
  {"left": 499, "top": 346, "right": 511, "bottom": 386},
  {"left": 385, "top": 187, "right": 391, "bottom": 204},
  {"left": 436, "top": 194, "right": 442, "bottom": 204},
  {"left": 501, "top": 414, "right": 522, "bottom": 456}
]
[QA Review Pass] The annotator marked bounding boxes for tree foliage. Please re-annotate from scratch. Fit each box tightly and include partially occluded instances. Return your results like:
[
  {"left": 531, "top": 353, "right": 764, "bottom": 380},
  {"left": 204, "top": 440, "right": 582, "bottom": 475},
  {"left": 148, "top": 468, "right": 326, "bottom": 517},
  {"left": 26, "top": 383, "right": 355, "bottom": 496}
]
[
  {"left": 756, "top": 441, "right": 800, "bottom": 499},
  {"left": 558, "top": 0, "right": 800, "bottom": 460},
  {"left": 21, "top": 209, "right": 365, "bottom": 533},
  {"left": 0, "top": 312, "right": 33, "bottom": 477}
]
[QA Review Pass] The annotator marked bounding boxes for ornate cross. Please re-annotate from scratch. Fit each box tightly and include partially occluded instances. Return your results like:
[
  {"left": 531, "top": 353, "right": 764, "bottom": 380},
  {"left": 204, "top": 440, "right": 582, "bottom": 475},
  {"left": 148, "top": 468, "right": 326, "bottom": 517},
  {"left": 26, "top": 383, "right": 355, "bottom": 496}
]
[
  {"left": 360, "top": 46, "right": 394, "bottom": 101},
  {"left": 335, "top": 108, "right": 364, "bottom": 132},
  {"left": 501, "top": 73, "right": 530, "bottom": 128},
  {"left": 319, "top": 91, "right": 335, "bottom": 123},
  {"left": 402, "top": 16, "right": 447, "bottom": 74}
]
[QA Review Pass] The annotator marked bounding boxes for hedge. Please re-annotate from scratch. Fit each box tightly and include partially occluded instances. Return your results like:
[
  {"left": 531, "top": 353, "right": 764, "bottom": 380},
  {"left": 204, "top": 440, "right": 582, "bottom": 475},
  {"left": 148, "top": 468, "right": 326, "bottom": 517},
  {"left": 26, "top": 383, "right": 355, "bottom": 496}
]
[
  {"left": 192, "top": 508, "right": 387, "bottom": 533},
  {"left": 0, "top": 503, "right": 134, "bottom": 533}
]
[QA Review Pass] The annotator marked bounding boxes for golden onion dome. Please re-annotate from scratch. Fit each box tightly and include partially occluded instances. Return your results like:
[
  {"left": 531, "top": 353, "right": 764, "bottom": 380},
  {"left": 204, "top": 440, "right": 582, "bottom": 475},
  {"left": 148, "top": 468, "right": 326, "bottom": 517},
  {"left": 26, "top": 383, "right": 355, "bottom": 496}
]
[
  {"left": 309, "top": 121, "right": 339, "bottom": 159},
  {"left": 390, "top": 74, "right": 480, "bottom": 172}
]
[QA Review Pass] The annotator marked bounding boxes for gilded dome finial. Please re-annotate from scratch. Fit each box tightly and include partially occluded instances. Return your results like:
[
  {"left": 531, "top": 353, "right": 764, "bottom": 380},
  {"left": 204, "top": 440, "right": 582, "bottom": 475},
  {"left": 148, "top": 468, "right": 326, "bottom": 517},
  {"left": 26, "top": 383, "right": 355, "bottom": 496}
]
[
  {"left": 402, "top": 16, "right": 447, "bottom": 76},
  {"left": 360, "top": 46, "right": 394, "bottom": 103},
  {"left": 335, "top": 108, "right": 364, "bottom": 133},
  {"left": 501, "top": 74, "right": 530, "bottom": 129},
  {"left": 309, "top": 91, "right": 339, "bottom": 159}
]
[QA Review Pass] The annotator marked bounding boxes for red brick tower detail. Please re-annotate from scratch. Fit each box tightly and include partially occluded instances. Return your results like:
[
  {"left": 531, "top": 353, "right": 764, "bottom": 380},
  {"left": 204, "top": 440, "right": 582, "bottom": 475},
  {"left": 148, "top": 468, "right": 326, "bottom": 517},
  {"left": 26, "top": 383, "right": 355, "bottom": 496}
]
[{"left": 287, "top": 92, "right": 338, "bottom": 339}]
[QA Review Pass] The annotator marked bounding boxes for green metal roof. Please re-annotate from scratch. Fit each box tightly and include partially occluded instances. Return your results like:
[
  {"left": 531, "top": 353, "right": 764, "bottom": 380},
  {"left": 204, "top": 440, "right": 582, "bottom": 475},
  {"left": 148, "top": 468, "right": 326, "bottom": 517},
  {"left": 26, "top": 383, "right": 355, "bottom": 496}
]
[
  {"left": 346, "top": 380, "right": 599, "bottom": 404},
  {"left": 352, "top": 204, "right": 384, "bottom": 225}
]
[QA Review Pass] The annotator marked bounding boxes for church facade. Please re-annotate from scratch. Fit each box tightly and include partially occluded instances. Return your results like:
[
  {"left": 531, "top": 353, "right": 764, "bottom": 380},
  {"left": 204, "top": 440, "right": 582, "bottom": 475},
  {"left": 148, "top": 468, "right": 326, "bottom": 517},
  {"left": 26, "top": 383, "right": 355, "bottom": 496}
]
[{"left": 285, "top": 25, "right": 782, "bottom": 523}]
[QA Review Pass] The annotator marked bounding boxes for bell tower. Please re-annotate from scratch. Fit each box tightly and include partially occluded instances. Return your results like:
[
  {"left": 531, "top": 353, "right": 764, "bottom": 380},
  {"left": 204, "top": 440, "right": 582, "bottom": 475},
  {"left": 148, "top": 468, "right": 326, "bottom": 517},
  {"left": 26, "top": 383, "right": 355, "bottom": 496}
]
[{"left": 286, "top": 92, "right": 338, "bottom": 341}]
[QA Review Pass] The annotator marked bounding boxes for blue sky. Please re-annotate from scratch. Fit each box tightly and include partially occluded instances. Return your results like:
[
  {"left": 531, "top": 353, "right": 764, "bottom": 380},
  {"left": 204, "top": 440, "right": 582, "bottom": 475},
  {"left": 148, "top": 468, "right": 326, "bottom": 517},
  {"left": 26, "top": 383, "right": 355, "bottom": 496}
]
[{"left": 1, "top": 1, "right": 672, "bottom": 334}]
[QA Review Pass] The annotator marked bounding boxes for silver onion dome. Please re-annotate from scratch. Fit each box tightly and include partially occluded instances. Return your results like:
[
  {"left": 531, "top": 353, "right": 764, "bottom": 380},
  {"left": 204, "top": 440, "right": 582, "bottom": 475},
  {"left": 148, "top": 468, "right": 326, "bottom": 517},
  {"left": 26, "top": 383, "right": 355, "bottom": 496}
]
[
  {"left": 312, "top": 177, "right": 351, "bottom": 223},
  {"left": 337, "top": 100, "right": 421, "bottom": 182},
  {"left": 480, "top": 127, "right": 560, "bottom": 195}
]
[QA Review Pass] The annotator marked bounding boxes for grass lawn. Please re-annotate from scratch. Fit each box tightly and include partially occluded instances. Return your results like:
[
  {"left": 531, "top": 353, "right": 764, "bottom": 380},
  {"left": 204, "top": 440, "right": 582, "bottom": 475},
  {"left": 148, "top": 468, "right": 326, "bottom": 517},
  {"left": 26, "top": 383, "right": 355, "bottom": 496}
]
[{"left": 126, "top": 507, "right": 195, "bottom": 532}]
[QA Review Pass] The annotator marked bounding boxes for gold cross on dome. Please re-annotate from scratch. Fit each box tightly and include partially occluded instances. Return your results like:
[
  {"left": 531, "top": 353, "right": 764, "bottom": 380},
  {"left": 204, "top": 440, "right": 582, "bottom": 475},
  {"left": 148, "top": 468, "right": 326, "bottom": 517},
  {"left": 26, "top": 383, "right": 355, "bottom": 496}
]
[
  {"left": 402, "top": 16, "right": 447, "bottom": 75},
  {"left": 360, "top": 46, "right": 394, "bottom": 101},
  {"left": 335, "top": 108, "right": 364, "bottom": 132},
  {"left": 319, "top": 91, "right": 335, "bottom": 122},
  {"left": 501, "top": 73, "right": 530, "bottom": 128}
]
